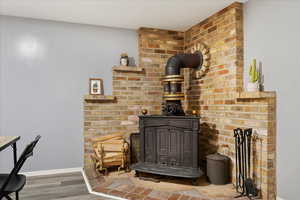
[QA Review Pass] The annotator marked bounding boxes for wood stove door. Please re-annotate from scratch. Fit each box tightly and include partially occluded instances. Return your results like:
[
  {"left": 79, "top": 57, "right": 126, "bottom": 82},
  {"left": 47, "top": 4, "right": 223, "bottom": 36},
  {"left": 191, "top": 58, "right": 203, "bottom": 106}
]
[
  {"left": 182, "top": 131, "right": 193, "bottom": 167},
  {"left": 144, "top": 127, "right": 156, "bottom": 163},
  {"left": 157, "top": 128, "right": 169, "bottom": 165},
  {"left": 157, "top": 127, "right": 181, "bottom": 167},
  {"left": 168, "top": 128, "right": 181, "bottom": 166}
]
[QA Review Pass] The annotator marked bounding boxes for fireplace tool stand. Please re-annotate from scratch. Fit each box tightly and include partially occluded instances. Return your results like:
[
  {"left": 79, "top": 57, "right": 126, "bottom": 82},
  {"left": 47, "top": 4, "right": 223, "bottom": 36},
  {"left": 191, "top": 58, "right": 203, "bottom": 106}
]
[{"left": 234, "top": 128, "right": 258, "bottom": 199}]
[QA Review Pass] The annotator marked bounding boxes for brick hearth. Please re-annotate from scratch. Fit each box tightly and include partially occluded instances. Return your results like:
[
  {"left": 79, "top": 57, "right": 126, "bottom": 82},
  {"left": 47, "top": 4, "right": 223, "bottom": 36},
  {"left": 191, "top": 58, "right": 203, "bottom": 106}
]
[
  {"left": 85, "top": 169, "right": 249, "bottom": 200},
  {"left": 83, "top": 2, "right": 276, "bottom": 199}
]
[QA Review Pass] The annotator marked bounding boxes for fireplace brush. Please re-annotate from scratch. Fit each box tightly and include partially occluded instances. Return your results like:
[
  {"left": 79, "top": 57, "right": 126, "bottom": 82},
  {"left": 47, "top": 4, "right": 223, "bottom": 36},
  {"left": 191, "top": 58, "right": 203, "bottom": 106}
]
[{"left": 234, "top": 128, "right": 257, "bottom": 199}]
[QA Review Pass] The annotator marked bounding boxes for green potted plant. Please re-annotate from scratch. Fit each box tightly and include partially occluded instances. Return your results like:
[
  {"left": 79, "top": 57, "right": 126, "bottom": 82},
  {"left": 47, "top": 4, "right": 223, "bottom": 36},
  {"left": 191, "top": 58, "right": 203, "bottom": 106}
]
[{"left": 247, "top": 59, "right": 260, "bottom": 92}]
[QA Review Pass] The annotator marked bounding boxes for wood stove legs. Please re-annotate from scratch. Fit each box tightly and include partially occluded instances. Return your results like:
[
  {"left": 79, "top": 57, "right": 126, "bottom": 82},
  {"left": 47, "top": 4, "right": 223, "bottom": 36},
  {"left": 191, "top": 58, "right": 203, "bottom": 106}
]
[
  {"left": 192, "top": 178, "right": 198, "bottom": 186},
  {"left": 135, "top": 171, "right": 159, "bottom": 182},
  {"left": 134, "top": 171, "right": 140, "bottom": 177},
  {"left": 139, "top": 176, "right": 161, "bottom": 183},
  {"left": 135, "top": 171, "right": 199, "bottom": 186}
]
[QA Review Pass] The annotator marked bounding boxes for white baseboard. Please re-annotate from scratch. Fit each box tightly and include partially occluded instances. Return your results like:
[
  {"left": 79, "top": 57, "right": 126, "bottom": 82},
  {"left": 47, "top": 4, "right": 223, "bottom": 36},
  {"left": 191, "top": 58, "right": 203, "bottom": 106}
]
[
  {"left": 23, "top": 167, "right": 82, "bottom": 177},
  {"left": 277, "top": 197, "right": 285, "bottom": 200},
  {"left": 81, "top": 168, "right": 127, "bottom": 200}
]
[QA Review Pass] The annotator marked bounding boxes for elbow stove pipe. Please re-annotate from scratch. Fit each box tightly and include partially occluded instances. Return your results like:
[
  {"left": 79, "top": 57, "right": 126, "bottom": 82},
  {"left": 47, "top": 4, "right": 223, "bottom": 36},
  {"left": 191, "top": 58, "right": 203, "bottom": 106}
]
[{"left": 162, "top": 53, "right": 203, "bottom": 116}]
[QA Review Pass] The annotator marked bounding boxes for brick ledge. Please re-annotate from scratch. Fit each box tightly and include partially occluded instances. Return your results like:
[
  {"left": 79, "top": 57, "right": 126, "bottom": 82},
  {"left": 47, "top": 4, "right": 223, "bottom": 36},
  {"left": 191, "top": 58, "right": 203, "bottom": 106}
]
[
  {"left": 113, "top": 66, "right": 144, "bottom": 73},
  {"left": 236, "top": 91, "right": 276, "bottom": 99},
  {"left": 84, "top": 95, "right": 116, "bottom": 102}
]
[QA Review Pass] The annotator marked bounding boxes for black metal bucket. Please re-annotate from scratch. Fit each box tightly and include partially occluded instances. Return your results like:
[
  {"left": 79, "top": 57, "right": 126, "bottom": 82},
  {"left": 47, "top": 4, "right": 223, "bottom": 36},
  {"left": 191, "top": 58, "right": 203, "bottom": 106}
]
[{"left": 206, "top": 153, "right": 230, "bottom": 185}]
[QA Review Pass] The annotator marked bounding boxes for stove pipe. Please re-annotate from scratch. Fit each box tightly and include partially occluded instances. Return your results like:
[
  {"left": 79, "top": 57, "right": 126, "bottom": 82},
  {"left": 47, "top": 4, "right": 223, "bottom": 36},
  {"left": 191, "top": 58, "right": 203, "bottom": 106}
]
[{"left": 162, "top": 53, "right": 203, "bottom": 116}]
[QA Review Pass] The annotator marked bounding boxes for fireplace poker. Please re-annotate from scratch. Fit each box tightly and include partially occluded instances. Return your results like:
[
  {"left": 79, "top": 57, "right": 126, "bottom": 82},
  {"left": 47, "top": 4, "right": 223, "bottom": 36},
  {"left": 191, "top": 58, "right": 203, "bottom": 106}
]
[
  {"left": 246, "top": 129, "right": 252, "bottom": 178},
  {"left": 244, "top": 129, "right": 258, "bottom": 198},
  {"left": 234, "top": 129, "right": 239, "bottom": 193},
  {"left": 236, "top": 128, "right": 244, "bottom": 194},
  {"left": 240, "top": 129, "right": 246, "bottom": 194}
]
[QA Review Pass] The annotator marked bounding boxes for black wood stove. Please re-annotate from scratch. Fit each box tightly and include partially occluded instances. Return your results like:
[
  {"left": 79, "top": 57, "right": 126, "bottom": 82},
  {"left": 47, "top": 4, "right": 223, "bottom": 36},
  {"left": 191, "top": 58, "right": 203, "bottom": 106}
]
[
  {"left": 131, "top": 115, "right": 202, "bottom": 183},
  {"left": 131, "top": 52, "right": 204, "bottom": 184}
]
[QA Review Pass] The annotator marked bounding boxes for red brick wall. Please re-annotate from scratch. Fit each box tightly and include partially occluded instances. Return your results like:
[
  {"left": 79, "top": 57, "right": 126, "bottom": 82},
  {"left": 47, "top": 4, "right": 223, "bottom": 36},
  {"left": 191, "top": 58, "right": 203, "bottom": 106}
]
[
  {"left": 182, "top": 3, "right": 276, "bottom": 199},
  {"left": 184, "top": 1, "right": 244, "bottom": 170}
]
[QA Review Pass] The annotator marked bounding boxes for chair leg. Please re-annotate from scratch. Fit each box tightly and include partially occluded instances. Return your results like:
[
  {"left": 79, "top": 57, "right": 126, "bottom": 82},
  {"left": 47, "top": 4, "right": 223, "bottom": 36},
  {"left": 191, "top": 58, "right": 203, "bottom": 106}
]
[
  {"left": 4, "top": 195, "right": 13, "bottom": 200},
  {"left": 15, "top": 192, "right": 19, "bottom": 200}
]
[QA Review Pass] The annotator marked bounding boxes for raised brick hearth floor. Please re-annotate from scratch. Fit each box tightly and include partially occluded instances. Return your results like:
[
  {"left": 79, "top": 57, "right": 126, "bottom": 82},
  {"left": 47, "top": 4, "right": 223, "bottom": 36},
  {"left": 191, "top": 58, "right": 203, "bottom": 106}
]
[{"left": 85, "top": 168, "right": 250, "bottom": 200}]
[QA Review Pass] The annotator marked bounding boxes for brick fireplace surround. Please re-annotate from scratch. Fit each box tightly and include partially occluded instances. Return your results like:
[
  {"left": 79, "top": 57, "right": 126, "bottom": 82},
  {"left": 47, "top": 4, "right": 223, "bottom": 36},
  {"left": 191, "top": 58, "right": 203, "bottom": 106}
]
[{"left": 83, "top": 2, "right": 276, "bottom": 200}]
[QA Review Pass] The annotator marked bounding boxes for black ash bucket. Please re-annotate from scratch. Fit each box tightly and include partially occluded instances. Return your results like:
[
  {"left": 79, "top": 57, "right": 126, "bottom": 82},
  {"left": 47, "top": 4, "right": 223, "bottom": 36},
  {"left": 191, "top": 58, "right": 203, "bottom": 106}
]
[{"left": 206, "top": 153, "right": 230, "bottom": 185}]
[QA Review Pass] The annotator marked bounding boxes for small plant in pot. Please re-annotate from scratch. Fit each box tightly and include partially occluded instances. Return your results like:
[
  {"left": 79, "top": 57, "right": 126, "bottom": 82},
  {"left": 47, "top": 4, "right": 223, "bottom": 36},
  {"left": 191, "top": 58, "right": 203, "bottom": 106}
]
[{"left": 247, "top": 59, "right": 260, "bottom": 92}]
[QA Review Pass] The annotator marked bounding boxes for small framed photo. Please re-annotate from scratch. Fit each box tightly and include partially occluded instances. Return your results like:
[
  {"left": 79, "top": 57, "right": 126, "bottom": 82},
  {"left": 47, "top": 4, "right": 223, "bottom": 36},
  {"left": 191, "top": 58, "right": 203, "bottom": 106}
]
[{"left": 89, "top": 78, "right": 103, "bottom": 95}]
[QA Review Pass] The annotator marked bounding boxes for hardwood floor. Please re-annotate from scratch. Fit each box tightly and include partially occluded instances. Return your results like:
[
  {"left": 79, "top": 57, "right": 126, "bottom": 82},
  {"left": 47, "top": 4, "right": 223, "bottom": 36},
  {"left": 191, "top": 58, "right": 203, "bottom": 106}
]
[{"left": 16, "top": 172, "right": 111, "bottom": 200}]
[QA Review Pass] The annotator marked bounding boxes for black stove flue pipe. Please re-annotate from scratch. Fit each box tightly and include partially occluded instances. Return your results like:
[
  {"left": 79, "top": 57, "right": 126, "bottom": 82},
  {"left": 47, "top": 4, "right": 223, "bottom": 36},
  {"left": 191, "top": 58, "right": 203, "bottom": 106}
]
[
  {"left": 165, "top": 53, "right": 203, "bottom": 76},
  {"left": 162, "top": 53, "right": 203, "bottom": 116}
]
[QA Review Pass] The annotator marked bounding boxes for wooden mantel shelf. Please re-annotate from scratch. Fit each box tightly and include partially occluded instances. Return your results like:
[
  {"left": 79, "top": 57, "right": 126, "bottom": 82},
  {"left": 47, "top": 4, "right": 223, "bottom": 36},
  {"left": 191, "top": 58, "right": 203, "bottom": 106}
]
[
  {"left": 84, "top": 95, "right": 116, "bottom": 102},
  {"left": 236, "top": 91, "right": 276, "bottom": 99},
  {"left": 113, "top": 66, "right": 144, "bottom": 73}
]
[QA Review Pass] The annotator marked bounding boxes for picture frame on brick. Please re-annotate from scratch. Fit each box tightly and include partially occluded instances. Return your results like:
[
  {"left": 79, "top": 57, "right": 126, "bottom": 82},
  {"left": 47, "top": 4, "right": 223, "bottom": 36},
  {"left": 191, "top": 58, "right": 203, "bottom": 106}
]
[{"left": 89, "top": 78, "right": 103, "bottom": 95}]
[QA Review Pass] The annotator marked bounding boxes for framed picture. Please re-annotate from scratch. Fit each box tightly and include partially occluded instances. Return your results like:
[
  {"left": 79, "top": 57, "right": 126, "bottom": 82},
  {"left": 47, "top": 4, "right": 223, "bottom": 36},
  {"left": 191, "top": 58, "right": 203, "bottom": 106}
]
[{"left": 89, "top": 78, "right": 103, "bottom": 95}]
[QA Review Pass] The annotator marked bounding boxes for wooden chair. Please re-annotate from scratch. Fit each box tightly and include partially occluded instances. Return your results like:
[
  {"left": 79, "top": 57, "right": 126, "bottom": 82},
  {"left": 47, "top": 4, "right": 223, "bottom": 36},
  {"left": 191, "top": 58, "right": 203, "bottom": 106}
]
[{"left": 0, "top": 135, "right": 41, "bottom": 200}]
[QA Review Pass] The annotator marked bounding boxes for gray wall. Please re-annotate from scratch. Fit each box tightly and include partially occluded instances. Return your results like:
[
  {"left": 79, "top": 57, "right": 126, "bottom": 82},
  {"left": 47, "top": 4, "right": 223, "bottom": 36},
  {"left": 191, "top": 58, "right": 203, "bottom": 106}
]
[
  {"left": 0, "top": 17, "right": 3, "bottom": 169},
  {"left": 244, "top": 0, "right": 300, "bottom": 199},
  {"left": 0, "top": 16, "right": 138, "bottom": 172}
]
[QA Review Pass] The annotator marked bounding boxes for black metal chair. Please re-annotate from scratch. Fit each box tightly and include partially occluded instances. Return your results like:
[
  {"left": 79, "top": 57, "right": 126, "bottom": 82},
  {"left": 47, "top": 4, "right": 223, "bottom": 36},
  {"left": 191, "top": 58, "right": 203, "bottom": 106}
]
[{"left": 0, "top": 135, "right": 41, "bottom": 200}]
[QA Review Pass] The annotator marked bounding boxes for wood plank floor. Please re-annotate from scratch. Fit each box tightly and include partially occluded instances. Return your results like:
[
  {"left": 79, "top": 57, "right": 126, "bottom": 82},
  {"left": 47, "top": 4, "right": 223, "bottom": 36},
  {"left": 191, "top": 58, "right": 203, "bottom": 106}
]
[{"left": 15, "top": 172, "right": 112, "bottom": 200}]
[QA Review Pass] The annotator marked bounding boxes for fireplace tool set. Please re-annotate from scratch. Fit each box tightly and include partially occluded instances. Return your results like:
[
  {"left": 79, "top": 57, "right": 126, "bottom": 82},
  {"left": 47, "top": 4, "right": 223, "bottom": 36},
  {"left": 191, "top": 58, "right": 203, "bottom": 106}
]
[{"left": 234, "top": 128, "right": 258, "bottom": 199}]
